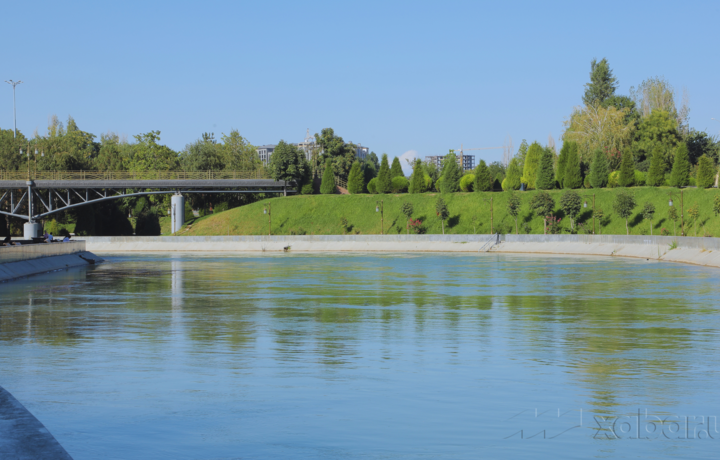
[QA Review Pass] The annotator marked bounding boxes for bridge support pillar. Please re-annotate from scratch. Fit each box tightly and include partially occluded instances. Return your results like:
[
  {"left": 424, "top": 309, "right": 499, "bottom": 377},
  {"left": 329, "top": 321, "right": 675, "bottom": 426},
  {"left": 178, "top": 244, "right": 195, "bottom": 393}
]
[
  {"left": 171, "top": 194, "right": 185, "bottom": 234},
  {"left": 24, "top": 222, "right": 41, "bottom": 239}
]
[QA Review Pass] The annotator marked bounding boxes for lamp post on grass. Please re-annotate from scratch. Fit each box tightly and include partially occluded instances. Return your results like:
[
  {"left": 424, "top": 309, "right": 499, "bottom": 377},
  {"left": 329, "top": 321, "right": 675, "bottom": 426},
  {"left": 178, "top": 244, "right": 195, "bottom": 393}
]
[
  {"left": 668, "top": 190, "right": 684, "bottom": 236},
  {"left": 263, "top": 203, "right": 271, "bottom": 236},
  {"left": 582, "top": 193, "right": 596, "bottom": 234},
  {"left": 376, "top": 200, "right": 384, "bottom": 235}
]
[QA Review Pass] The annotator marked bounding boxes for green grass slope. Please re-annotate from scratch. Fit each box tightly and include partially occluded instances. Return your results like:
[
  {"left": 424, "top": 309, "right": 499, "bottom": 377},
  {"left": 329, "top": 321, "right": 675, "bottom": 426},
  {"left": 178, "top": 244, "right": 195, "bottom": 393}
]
[{"left": 182, "top": 188, "right": 720, "bottom": 237}]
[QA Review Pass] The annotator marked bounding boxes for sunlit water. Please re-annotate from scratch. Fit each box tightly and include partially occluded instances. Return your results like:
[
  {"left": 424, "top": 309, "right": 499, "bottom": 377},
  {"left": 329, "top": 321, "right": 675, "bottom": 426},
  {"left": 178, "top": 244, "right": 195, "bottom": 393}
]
[{"left": 1, "top": 253, "right": 719, "bottom": 459}]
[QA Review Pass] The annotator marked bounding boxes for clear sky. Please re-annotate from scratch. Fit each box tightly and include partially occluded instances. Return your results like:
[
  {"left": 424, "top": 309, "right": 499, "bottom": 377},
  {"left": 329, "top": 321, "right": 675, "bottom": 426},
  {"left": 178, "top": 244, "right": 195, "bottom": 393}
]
[{"left": 3, "top": 0, "right": 719, "bottom": 173}]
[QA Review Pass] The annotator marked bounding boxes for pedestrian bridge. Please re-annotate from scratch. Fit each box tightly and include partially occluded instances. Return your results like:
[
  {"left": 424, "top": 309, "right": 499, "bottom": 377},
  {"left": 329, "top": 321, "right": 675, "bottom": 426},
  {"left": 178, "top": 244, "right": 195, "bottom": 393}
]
[{"left": 0, "top": 170, "right": 291, "bottom": 237}]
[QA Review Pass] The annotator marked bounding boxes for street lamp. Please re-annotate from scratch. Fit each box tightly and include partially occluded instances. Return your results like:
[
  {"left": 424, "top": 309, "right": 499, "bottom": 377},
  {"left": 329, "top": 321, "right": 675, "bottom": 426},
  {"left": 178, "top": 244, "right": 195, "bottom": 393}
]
[
  {"left": 668, "top": 190, "right": 684, "bottom": 236},
  {"left": 376, "top": 200, "right": 384, "bottom": 235},
  {"left": 5, "top": 80, "right": 22, "bottom": 138},
  {"left": 582, "top": 193, "right": 596, "bottom": 234},
  {"left": 264, "top": 203, "right": 271, "bottom": 235}
]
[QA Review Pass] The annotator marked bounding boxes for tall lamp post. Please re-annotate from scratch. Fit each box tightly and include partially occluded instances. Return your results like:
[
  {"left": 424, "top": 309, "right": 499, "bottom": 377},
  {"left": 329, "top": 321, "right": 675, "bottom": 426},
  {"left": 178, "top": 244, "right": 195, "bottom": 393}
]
[
  {"left": 263, "top": 203, "right": 271, "bottom": 236},
  {"left": 582, "top": 193, "right": 596, "bottom": 234},
  {"left": 376, "top": 200, "right": 384, "bottom": 235},
  {"left": 5, "top": 80, "right": 23, "bottom": 138},
  {"left": 668, "top": 190, "right": 684, "bottom": 236}
]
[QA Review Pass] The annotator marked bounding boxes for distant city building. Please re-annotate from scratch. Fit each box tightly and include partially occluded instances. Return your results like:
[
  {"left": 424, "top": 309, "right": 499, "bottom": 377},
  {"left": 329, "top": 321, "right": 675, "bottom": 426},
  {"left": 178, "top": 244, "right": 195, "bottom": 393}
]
[
  {"left": 425, "top": 154, "right": 475, "bottom": 171},
  {"left": 257, "top": 145, "right": 276, "bottom": 166},
  {"left": 257, "top": 130, "right": 370, "bottom": 165}
]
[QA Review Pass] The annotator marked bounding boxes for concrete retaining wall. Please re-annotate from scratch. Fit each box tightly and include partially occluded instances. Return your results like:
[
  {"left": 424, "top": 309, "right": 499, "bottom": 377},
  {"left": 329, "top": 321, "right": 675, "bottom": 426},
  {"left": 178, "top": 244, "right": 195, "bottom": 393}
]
[
  {"left": 0, "top": 241, "right": 86, "bottom": 264},
  {"left": 0, "top": 385, "right": 73, "bottom": 459},
  {"left": 0, "top": 251, "right": 101, "bottom": 283},
  {"left": 82, "top": 234, "right": 720, "bottom": 269}
]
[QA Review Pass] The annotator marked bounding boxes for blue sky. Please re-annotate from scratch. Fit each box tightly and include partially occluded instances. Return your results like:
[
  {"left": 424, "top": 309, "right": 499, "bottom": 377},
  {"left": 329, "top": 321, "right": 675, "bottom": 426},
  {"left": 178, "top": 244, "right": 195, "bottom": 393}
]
[{"left": 3, "top": 0, "right": 719, "bottom": 172}]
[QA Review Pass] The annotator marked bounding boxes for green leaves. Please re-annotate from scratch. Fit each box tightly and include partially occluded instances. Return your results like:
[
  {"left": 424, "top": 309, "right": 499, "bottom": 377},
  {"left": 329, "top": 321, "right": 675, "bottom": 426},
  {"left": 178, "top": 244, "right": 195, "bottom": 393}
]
[
  {"left": 583, "top": 58, "right": 618, "bottom": 107},
  {"left": 347, "top": 161, "right": 364, "bottom": 194},
  {"left": 670, "top": 144, "right": 691, "bottom": 187},
  {"left": 535, "top": 148, "right": 555, "bottom": 190},
  {"left": 696, "top": 155, "right": 716, "bottom": 189},
  {"left": 473, "top": 159, "right": 492, "bottom": 192}
]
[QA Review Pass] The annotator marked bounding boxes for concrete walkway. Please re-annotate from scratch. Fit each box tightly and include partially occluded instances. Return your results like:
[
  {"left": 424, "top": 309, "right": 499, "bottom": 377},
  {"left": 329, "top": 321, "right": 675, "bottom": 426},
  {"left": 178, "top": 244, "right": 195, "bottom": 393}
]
[{"left": 0, "top": 386, "right": 72, "bottom": 460}]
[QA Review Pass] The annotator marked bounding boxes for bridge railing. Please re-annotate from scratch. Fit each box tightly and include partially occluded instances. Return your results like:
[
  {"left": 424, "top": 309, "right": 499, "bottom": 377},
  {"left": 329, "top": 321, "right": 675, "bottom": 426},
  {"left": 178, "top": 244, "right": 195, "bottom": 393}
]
[{"left": 0, "top": 170, "right": 270, "bottom": 181}]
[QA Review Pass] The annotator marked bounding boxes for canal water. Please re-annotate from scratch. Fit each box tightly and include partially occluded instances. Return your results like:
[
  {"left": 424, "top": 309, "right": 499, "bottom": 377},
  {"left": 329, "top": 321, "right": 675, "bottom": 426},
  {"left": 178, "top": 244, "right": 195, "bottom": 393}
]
[{"left": 1, "top": 253, "right": 719, "bottom": 459}]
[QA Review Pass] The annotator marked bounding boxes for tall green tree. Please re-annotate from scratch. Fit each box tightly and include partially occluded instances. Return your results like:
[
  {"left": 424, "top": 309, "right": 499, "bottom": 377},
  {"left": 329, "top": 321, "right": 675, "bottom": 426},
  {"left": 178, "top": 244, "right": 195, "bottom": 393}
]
[
  {"left": 268, "top": 140, "right": 309, "bottom": 186},
  {"left": 641, "top": 202, "right": 656, "bottom": 235},
  {"left": 563, "top": 143, "right": 582, "bottom": 189},
  {"left": 530, "top": 191, "right": 555, "bottom": 234},
  {"left": 435, "top": 196, "right": 449, "bottom": 234},
  {"left": 377, "top": 154, "right": 392, "bottom": 193},
  {"left": 440, "top": 152, "right": 461, "bottom": 193},
  {"left": 473, "top": 159, "right": 493, "bottom": 192},
  {"left": 515, "top": 139, "right": 529, "bottom": 170},
  {"left": 506, "top": 191, "right": 522, "bottom": 234},
  {"left": 362, "top": 160, "right": 377, "bottom": 191},
  {"left": 613, "top": 190, "right": 636, "bottom": 235},
  {"left": 315, "top": 128, "right": 356, "bottom": 176},
  {"left": 124, "top": 131, "right": 177, "bottom": 171},
  {"left": 582, "top": 58, "right": 618, "bottom": 106},
  {"left": 556, "top": 142, "right": 570, "bottom": 186},
  {"left": 559, "top": 190, "right": 582, "bottom": 231},
  {"left": 696, "top": 155, "right": 716, "bottom": 189},
  {"left": 522, "top": 142, "right": 543, "bottom": 189},
  {"left": 630, "top": 110, "right": 682, "bottom": 169},
  {"left": 0, "top": 128, "right": 26, "bottom": 171},
  {"left": 320, "top": 159, "right": 336, "bottom": 194},
  {"left": 409, "top": 159, "right": 425, "bottom": 194},
  {"left": 390, "top": 157, "right": 404, "bottom": 179},
  {"left": 504, "top": 158, "right": 522, "bottom": 190},
  {"left": 180, "top": 132, "right": 224, "bottom": 171},
  {"left": 618, "top": 150, "right": 635, "bottom": 187},
  {"left": 221, "top": 130, "right": 260, "bottom": 170},
  {"left": 589, "top": 148, "right": 609, "bottom": 188},
  {"left": 646, "top": 145, "right": 666, "bottom": 187},
  {"left": 670, "top": 144, "right": 691, "bottom": 187},
  {"left": 347, "top": 161, "right": 364, "bottom": 194},
  {"left": 686, "top": 130, "right": 720, "bottom": 165},
  {"left": 401, "top": 202, "right": 414, "bottom": 234},
  {"left": 535, "top": 148, "right": 555, "bottom": 190}
]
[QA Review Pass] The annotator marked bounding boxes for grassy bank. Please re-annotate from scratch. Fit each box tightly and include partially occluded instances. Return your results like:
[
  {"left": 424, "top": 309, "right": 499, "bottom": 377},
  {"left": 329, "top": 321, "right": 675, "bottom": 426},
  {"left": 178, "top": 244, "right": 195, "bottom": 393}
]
[{"left": 178, "top": 188, "right": 720, "bottom": 237}]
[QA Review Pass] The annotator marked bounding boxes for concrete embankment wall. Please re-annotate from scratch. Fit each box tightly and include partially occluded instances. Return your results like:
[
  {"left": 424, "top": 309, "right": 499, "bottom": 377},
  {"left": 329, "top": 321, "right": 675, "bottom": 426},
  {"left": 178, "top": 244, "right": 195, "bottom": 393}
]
[
  {"left": 83, "top": 234, "right": 497, "bottom": 253},
  {"left": 0, "top": 241, "right": 101, "bottom": 282},
  {"left": 0, "top": 385, "right": 73, "bottom": 460},
  {"left": 83, "top": 234, "right": 720, "bottom": 268},
  {"left": 494, "top": 234, "right": 720, "bottom": 268}
]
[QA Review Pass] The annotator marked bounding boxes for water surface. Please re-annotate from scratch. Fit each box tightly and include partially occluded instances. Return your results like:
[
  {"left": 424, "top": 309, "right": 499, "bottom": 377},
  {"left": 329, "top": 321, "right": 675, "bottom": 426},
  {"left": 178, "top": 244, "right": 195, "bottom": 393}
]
[{"left": 1, "top": 253, "right": 718, "bottom": 459}]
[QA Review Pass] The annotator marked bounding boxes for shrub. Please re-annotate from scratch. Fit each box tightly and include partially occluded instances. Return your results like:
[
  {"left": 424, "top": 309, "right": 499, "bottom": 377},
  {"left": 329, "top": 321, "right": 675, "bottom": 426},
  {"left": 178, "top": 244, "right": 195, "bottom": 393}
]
[
  {"left": 536, "top": 148, "right": 556, "bottom": 190},
  {"left": 214, "top": 202, "right": 229, "bottom": 213},
  {"left": 563, "top": 144, "right": 582, "bottom": 189},
  {"left": 367, "top": 177, "right": 378, "bottom": 194},
  {"left": 320, "top": 159, "right": 337, "bottom": 194},
  {"left": 301, "top": 183, "right": 314, "bottom": 195},
  {"left": 347, "top": 161, "right": 364, "bottom": 194},
  {"left": 670, "top": 144, "right": 691, "bottom": 187},
  {"left": 391, "top": 176, "right": 409, "bottom": 193},
  {"left": 697, "top": 154, "right": 716, "bottom": 188},
  {"left": 634, "top": 170, "right": 646, "bottom": 186},
  {"left": 584, "top": 176, "right": 591, "bottom": 189},
  {"left": 474, "top": 160, "right": 492, "bottom": 191},
  {"left": 377, "top": 154, "right": 392, "bottom": 193},
  {"left": 607, "top": 171, "right": 620, "bottom": 188},
  {"left": 589, "top": 148, "right": 609, "bottom": 188},
  {"left": 460, "top": 173, "right": 475, "bottom": 192},
  {"left": 46, "top": 219, "right": 61, "bottom": 235},
  {"left": 618, "top": 151, "right": 635, "bottom": 187},
  {"left": 435, "top": 176, "right": 444, "bottom": 192},
  {"left": 505, "top": 158, "right": 522, "bottom": 190}
]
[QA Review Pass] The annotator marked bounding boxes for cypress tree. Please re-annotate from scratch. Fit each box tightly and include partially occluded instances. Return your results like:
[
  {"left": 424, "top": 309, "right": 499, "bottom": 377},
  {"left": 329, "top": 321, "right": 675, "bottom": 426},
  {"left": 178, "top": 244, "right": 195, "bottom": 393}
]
[
  {"left": 618, "top": 151, "right": 635, "bottom": 187},
  {"left": 390, "top": 157, "right": 404, "bottom": 179},
  {"left": 409, "top": 159, "right": 425, "bottom": 193},
  {"left": 535, "top": 148, "right": 555, "bottom": 190},
  {"left": 377, "top": 154, "right": 391, "bottom": 193},
  {"left": 440, "top": 153, "right": 461, "bottom": 193},
  {"left": 696, "top": 154, "right": 716, "bottom": 189},
  {"left": 473, "top": 159, "right": 493, "bottom": 191},
  {"left": 347, "top": 161, "right": 364, "bottom": 194},
  {"left": 646, "top": 145, "right": 666, "bottom": 187},
  {"left": 505, "top": 158, "right": 522, "bottom": 190},
  {"left": 589, "top": 149, "right": 609, "bottom": 188},
  {"left": 670, "top": 144, "right": 691, "bottom": 187},
  {"left": 320, "top": 159, "right": 336, "bottom": 194},
  {"left": 563, "top": 144, "right": 582, "bottom": 189},
  {"left": 522, "top": 142, "right": 543, "bottom": 189},
  {"left": 556, "top": 142, "right": 570, "bottom": 186}
]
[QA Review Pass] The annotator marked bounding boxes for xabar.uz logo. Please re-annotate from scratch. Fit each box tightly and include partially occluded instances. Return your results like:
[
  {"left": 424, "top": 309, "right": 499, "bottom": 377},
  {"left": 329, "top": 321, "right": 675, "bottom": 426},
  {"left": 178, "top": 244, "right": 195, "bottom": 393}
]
[{"left": 505, "top": 409, "right": 719, "bottom": 440}]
